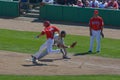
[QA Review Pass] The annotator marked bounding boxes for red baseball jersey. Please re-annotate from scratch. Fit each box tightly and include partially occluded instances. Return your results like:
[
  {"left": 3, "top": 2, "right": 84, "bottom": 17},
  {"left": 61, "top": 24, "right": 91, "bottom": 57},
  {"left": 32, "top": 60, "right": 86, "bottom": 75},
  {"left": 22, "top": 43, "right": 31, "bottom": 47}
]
[
  {"left": 41, "top": 26, "right": 60, "bottom": 39},
  {"left": 89, "top": 16, "right": 104, "bottom": 30}
]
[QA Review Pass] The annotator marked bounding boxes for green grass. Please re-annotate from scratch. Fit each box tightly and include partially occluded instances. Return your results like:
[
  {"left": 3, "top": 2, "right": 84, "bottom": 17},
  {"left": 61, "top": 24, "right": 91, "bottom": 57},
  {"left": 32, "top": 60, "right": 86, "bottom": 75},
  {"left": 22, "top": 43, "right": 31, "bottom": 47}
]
[
  {"left": 0, "top": 75, "right": 120, "bottom": 80},
  {"left": 0, "top": 29, "right": 120, "bottom": 58}
]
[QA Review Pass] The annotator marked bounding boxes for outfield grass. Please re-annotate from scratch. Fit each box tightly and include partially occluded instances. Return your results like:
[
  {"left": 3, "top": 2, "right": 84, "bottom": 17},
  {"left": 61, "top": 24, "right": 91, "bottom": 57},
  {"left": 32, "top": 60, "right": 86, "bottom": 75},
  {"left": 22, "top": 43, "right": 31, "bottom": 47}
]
[
  {"left": 0, "top": 75, "right": 120, "bottom": 80},
  {"left": 0, "top": 29, "right": 120, "bottom": 58}
]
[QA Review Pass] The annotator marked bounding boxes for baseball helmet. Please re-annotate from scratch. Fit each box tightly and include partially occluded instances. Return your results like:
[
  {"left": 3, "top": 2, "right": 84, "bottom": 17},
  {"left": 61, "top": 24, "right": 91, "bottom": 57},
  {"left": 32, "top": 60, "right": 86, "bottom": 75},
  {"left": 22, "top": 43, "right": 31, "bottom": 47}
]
[{"left": 61, "top": 30, "right": 66, "bottom": 35}]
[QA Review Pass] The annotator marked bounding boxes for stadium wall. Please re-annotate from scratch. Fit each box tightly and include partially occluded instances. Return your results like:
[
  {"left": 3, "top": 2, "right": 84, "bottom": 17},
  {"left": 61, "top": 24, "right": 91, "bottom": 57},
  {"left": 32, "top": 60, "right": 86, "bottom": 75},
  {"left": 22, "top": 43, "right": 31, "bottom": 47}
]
[
  {"left": 0, "top": 1, "right": 19, "bottom": 17},
  {"left": 39, "top": 5, "right": 120, "bottom": 27}
]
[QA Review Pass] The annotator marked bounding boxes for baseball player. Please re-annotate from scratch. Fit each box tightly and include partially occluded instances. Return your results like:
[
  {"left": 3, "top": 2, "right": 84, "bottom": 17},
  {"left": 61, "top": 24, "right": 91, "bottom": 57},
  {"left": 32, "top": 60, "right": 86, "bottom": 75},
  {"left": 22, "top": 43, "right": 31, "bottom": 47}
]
[
  {"left": 53, "top": 30, "right": 71, "bottom": 59},
  {"left": 88, "top": 10, "right": 104, "bottom": 53},
  {"left": 31, "top": 21, "right": 61, "bottom": 64}
]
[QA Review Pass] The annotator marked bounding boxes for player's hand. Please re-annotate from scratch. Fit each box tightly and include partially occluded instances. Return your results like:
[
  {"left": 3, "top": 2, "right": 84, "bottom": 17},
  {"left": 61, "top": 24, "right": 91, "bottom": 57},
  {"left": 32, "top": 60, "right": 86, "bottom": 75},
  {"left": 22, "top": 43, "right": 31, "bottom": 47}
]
[
  {"left": 101, "top": 32, "right": 104, "bottom": 38},
  {"left": 90, "top": 32, "right": 92, "bottom": 36},
  {"left": 35, "top": 35, "right": 39, "bottom": 38}
]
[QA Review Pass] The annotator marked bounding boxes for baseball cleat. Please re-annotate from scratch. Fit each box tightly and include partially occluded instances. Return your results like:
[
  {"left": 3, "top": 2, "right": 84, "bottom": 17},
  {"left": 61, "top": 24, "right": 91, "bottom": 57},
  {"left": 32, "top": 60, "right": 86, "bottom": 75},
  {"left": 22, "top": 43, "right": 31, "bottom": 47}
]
[
  {"left": 96, "top": 51, "right": 100, "bottom": 53},
  {"left": 88, "top": 50, "right": 92, "bottom": 53},
  {"left": 31, "top": 55, "right": 38, "bottom": 65},
  {"left": 60, "top": 49, "right": 64, "bottom": 54},
  {"left": 63, "top": 56, "right": 71, "bottom": 59}
]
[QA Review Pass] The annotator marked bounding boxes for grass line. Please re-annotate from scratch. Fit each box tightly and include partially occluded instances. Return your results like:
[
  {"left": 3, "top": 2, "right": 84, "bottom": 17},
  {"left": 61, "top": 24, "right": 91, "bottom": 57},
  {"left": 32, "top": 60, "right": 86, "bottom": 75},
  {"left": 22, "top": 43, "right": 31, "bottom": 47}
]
[
  {"left": 0, "top": 75, "right": 120, "bottom": 80},
  {"left": 0, "top": 29, "right": 120, "bottom": 58}
]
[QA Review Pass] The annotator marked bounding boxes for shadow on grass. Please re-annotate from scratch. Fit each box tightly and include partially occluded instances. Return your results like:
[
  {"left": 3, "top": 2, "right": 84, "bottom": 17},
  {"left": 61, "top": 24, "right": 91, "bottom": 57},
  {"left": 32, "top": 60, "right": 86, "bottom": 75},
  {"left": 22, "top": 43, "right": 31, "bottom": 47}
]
[{"left": 73, "top": 52, "right": 97, "bottom": 56}]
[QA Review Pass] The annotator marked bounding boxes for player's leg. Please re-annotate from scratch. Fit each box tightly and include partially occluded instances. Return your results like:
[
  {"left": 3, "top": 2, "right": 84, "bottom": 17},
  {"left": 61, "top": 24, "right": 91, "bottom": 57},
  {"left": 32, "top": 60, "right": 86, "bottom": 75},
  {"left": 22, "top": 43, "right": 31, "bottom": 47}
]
[
  {"left": 37, "top": 49, "right": 48, "bottom": 60},
  {"left": 62, "top": 48, "right": 70, "bottom": 59},
  {"left": 89, "top": 30, "right": 95, "bottom": 52},
  {"left": 33, "top": 41, "right": 47, "bottom": 59},
  {"left": 96, "top": 30, "right": 101, "bottom": 52},
  {"left": 31, "top": 41, "right": 47, "bottom": 64},
  {"left": 47, "top": 39, "right": 61, "bottom": 54}
]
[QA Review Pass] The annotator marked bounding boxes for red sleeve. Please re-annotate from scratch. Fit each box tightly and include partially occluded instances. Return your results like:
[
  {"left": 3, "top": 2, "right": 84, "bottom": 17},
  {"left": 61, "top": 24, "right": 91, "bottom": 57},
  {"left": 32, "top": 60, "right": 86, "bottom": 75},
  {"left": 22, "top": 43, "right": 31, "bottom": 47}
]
[
  {"left": 40, "top": 30, "right": 45, "bottom": 35},
  {"left": 89, "top": 18, "right": 92, "bottom": 27},
  {"left": 100, "top": 17, "right": 104, "bottom": 27},
  {"left": 52, "top": 26, "right": 60, "bottom": 33}
]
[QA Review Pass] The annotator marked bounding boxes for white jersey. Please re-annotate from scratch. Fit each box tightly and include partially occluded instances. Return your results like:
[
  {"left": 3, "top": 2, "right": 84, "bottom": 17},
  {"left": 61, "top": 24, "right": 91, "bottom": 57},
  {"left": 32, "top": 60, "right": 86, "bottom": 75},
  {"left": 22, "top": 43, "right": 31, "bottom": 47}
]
[{"left": 54, "top": 33, "right": 64, "bottom": 45}]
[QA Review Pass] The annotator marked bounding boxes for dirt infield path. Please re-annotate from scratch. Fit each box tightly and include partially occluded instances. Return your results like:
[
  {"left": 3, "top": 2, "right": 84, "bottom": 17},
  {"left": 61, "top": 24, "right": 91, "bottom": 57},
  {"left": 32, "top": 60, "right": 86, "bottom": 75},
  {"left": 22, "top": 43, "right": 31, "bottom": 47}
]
[
  {"left": 0, "top": 18, "right": 120, "bottom": 39},
  {"left": 0, "top": 51, "right": 120, "bottom": 75},
  {"left": 0, "top": 18, "right": 120, "bottom": 75}
]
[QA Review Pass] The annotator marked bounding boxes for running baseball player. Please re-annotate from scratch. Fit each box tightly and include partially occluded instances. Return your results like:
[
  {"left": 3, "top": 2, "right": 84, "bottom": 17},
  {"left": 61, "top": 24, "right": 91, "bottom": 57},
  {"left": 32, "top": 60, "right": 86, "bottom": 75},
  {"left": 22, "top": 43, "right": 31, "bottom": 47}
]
[
  {"left": 88, "top": 10, "right": 104, "bottom": 53},
  {"left": 31, "top": 21, "right": 62, "bottom": 64}
]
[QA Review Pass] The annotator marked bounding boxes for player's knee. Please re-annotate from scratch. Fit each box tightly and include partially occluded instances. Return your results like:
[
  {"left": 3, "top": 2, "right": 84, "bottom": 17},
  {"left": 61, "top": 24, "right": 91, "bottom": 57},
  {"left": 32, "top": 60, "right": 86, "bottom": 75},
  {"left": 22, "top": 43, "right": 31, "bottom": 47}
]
[{"left": 47, "top": 49, "right": 53, "bottom": 54}]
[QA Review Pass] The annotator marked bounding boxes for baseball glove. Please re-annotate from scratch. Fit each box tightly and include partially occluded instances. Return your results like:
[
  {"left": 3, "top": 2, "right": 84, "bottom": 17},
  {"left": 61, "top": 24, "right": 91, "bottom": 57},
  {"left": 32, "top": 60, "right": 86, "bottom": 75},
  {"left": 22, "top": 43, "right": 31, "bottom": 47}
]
[{"left": 70, "top": 41, "right": 77, "bottom": 48}]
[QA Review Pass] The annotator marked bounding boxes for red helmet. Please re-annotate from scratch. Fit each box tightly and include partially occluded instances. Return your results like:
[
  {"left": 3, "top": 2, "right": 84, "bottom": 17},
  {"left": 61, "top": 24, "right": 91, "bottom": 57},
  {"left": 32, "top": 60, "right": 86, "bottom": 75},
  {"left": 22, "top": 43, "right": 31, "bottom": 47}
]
[
  {"left": 94, "top": 10, "right": 99, "bottom": 14},
  {"left": 43, "top": 21, "right": 50, "bottom": 27}
]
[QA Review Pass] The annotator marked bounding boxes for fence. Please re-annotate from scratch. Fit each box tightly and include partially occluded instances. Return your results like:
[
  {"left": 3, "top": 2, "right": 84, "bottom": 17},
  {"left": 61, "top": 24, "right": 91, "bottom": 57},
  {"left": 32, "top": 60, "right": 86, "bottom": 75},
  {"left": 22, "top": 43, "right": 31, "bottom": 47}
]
[
  {"left": 0, "top": 1, "right": 19, "bottom": 17},
  {"left": 40, "top": 5, "right": 120, "bottom": 27}
]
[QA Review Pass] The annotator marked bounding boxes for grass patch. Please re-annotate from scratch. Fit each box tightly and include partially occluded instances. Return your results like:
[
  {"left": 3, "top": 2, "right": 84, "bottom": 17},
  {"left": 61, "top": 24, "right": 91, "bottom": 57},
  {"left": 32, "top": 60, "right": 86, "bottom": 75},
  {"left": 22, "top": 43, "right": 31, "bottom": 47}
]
[
  {"left": 0, "top": 29, "right": 120, "bottom": 58},
  {"left": 0, "top": 75, "right": 120, "bottom": 80}
]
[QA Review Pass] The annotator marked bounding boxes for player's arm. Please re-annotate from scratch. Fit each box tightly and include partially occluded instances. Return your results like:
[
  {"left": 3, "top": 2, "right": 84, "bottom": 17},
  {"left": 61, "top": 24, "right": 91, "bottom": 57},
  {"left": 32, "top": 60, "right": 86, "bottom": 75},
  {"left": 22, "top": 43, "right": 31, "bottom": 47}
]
[
  {"left": 60, "top": 42, "right": 77, "bottom": 48},
  {"left": 61, "top": 44, "right": 70, "bottom": 48},
  {"left": 101, "top": 18, "right": 104, "bottom": 31},
  {"left": 89, "top": 26, "right": 92, "bottom": 36},
  {"left": 59, "top": 41, "right": 76, "bottom": 48},
  {"left": 100, "top": 18, "right": 104, "bottom": 38},
  {"left": 53, "top": 26, "right": 60, "bottom": 35},
  {"left": 36, "top": 31, "right": 45, "bottom": 38},
  {"left": 89, "top": 19, "right": 92, "bottom": 36},
  {"left": 57, "top": 42, "right": 69, "bottom": 48},
  {"left": 57, "top": 39, "right": 70, "bottom": 48}
]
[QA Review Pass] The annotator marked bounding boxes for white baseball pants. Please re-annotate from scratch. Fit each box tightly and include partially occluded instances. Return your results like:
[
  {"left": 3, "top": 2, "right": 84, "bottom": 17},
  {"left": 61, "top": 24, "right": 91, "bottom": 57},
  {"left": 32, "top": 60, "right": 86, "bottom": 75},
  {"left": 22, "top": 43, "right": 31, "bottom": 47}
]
[
  {"left": 89, "top": 30, "right": 101, "bottom": 52},
  {"left": 33, "top": 38, "right": 60, "bottom": 59}
]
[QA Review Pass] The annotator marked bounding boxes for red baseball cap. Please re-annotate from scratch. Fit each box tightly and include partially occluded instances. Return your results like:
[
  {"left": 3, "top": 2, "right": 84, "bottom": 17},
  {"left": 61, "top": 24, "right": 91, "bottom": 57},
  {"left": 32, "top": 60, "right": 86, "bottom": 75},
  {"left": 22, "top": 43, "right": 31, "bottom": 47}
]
[
  {"left": 44, "top": 21, "right": 50, "bottom": 25},
  {"left": 94, "top": 10, "right": 99, "bottom": 14}
]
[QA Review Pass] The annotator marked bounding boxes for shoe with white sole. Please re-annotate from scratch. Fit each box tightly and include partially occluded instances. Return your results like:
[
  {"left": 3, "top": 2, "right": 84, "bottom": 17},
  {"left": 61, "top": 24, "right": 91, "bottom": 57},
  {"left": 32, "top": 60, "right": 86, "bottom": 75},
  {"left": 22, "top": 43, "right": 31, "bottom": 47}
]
[{"left": 31, "top": 55, "right": 38, "bottom": 65}]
